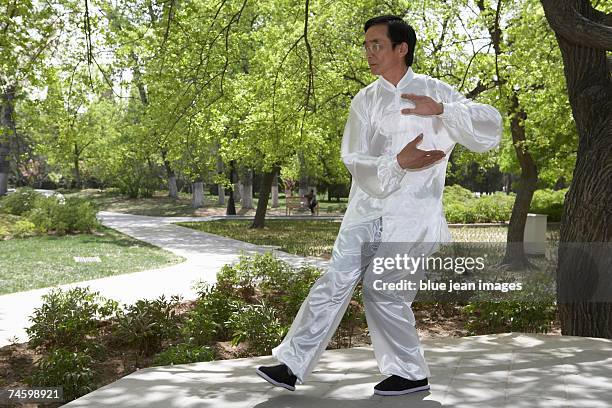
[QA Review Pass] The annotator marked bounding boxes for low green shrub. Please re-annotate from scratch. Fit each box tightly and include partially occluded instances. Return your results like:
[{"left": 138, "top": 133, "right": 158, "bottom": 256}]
[
  {"left": 183, "top": 282, "right": 244, "bottom": 344},
  {"left": 443, "top": 186, "right": 514, "bottom": 223},
  {"left": 462, "top": 272, "right": 557, "bottom": 334},
  {"left": 443, "top": 185, "right": 566, "bottom": 224},
  {"left": 227, "top": 301, "right": 287, "bottom": 355},
  {"left": 444, "top": 202, "right": 475, "bottom": 223},
  {"left": 27, "top": 196, "right": 99, "bottom": 235},
  {"left": 472, "top": 193, "right": 514, "bottom": 222},
  {"left": 0, "top": 214, "right": 34, "bottom": 239},
  {"left": 463, "top": 300, "right": 557, "bottom": 334},
  {"left": 113, "top": 295, "right": 182, "bottom": 356},
  {"left": 256, "top": 259, "right": 321, "bottom": 325},
  {"left": 27, "top": 348, "right": 95, "bottom": 402},
  {"left": 26, "top": 287, "right": 118, "bottom": 352},
  {"left": 443, "top": 184, "right": 474, "bottom": 204},
  {"left": 214, "top": 255, "right": 260, "bottom": 302},
  {"left": 0, "top": 224, "right": 8, "bottom": 238},
  {"left": 530, "top": 188, "right": 567, "bottom": 222},
  {"left": 0, "top": 187, "right": 43, "bottom": 215},
  {"left": 13, "top": 219, "right": 37, "bottom": 238},
  {"left": 152, "top": 343, "right": 215, "bottom": 366},
  {"left": 333, "top": 282, "right": 366, "bottom": 348}
]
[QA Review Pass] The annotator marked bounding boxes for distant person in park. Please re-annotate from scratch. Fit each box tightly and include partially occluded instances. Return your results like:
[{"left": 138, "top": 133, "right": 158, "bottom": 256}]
[
  {"left": 304, "top": 189, "right": 318, "bottom": 215},
  {"left": 256, "top": 15, "right": 501, "bottom": 396}
]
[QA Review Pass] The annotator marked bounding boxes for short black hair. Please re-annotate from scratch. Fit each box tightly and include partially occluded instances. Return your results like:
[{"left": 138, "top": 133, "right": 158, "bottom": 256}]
[{"left": 364, "top": 15, "right": 417, "bottom": 67}]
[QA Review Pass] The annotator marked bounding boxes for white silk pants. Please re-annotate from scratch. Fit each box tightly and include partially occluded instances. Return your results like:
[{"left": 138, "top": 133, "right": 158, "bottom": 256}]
[{"left": 271, "top": 216, "right": 431, "bottom": 384}]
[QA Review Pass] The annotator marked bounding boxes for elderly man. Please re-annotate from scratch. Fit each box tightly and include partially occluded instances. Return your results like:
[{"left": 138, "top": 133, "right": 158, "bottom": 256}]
[{"left": 256, "top": 15, "right": 502, "bottom": 396}]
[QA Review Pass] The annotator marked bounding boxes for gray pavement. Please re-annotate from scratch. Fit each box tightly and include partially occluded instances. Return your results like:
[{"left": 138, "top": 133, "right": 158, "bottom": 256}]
[
  {"left": 65, "top": 333, "right": 612, "bottom": 407},
  {"left": 0, "top": 211, "right": 329, "bottom": 347}
]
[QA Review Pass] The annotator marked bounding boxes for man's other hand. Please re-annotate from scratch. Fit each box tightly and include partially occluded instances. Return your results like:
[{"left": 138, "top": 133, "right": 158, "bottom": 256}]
[
  {"left": 400, "top": 93, "right": 443, "bottom": 115},
  {"left": 396, "top": 134, "right": 446, "bottom": 170}
]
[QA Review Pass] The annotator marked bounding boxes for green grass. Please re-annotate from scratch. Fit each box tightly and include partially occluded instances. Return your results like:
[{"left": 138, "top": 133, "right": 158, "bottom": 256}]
[
  {"left": 62, "top": 189, "right": 220, "bottom": 217},
  {"left": 177, "top": 219, "right": 341, "bottom": 259},
  {"left": 0, "top": 226, "right": 185, "bottom": 295},
  {"left": 61, "top": 188, "right": 347, "bottom": 217},
  {"left": 178, "top": 220, "right": 561, "bottom": 259}
]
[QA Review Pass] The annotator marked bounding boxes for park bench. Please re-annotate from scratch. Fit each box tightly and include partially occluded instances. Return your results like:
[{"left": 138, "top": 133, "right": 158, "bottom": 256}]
[{"left": 285, "top": 195, "right": 319, "bottom": 216}]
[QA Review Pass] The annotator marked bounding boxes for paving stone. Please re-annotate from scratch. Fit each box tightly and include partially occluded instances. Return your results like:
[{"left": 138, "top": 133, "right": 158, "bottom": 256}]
[
  {"left": 502, "top": 397, "right": 570, "bottom": 408},
  {"left": 443, "top": 378, "right": 506, "bottom": 404}
]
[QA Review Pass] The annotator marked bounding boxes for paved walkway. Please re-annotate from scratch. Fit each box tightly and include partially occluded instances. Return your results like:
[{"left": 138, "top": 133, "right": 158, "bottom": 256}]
[
  {"left": 0, "top": 211, "right": 330, "bottom": 347},
  {"left": 65, "top": 332, "right": 612, "bottom": 408}
]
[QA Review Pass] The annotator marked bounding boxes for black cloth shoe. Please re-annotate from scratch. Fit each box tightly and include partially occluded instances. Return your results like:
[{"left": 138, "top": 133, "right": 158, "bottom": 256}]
[
  {"left": 256, "top": 363, "right": 297, "bottom": 391},
  {"left": 374, "top": 375, "right": 430, "bottom": 396}
]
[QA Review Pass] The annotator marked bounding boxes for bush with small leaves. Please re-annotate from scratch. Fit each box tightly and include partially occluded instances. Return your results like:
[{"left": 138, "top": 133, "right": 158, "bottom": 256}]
[
  {"left": 333, "top": 283, "right": 366, "bottom": 348},
  {"left": 256, "top": 260, "right": 321, "bottom": 326},
  {"left": 214, "top": 253, "right": 261, "bottom": 302},
  {"left": 26, "top": 195, "right": 59, "bottom": 233},
  {"left": 184, "top": 282, "right": 244, "bottom": 344},
  {"left": 113, "top": 295, "right": 183, "bottom": 356},
  {"left": 27, "top": 195, "right": 99, "bottom": 235},
  {"left": 463, "top": 272, "right": 557, "bottom": 335},
  {"left": 13, "top": 219, "right": 37, "bottom": 238},
  {"left": 0, "top": 187, "right": 43, "bottom": 215},
  {"left": 152, "top": 343, "right": 215, "bottom": 366},
  {"left": 228, "top": 301, "right": 288, "bottom": 355},
  {"left": 27, "top": 348, "right": 95, "bottom": 402},
  {"left": 443, "top": 184, "right": 475, "bottom": 204},
  {"left": 530, "top": 188, "right": 567, "bottom": 222},
  {"left": 26, "top": 287, "right": 118, "bottom": 353}
]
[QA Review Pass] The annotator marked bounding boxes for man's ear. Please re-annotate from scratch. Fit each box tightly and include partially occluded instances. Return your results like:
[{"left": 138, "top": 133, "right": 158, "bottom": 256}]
[{"left": 399, "top": 42, "right": 409, "bottom": 57}]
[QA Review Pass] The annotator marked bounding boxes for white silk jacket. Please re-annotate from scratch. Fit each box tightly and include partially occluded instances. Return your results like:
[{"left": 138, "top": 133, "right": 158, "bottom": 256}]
[{"left": 340, "top": 66, "right": 503, "bottom": 244}]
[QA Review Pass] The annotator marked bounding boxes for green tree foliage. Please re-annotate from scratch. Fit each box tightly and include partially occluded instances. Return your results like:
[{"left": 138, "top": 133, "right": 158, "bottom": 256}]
[{"left": 5, "top": 0, "right": 579, "bottom": 218}]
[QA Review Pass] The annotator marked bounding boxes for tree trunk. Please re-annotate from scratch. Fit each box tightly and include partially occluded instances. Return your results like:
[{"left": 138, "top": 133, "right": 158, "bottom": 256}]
[
  {"left": 298, "top": 152, "right": 308, "bottom": 200},
  {"left": 503, "top": 94, "right": 538, "bottom": 268},
  {"left": 73, "top": 142, "right": 82, "bottom": 189},
  {"left": 0, "top": 85, "right": 16, "bottom": 196},
  {"left": 241, "top": 169, "right": 253, "bottom": 209},
  {"left": 233, "top": 177, "right": 241, "bottom": 202},
  {"left": 504, "top": 173, "right": 513, "bottom": 194},
  {"left": 217, "top": 154, "right": 225, "bottom": 205},
  {"left": 163, "top": 159, "right": 178, "bottom": 198},
  {"left": 251, "top": 165, "right": 280, "bottom": 228},
  {"left": 192, "top": 180, "right": 204, "bottom": 208},
  {"left": 541, "top": 0, "right": 612, "bottom": 338},
  {"left": 218, "top": 183, "right": 225, "bottom": 205},
  {"left": 271, "top": 171, "right": 279, "bottom": 208},
  {"left": 161, "top": 150, "right": 178, "bottom": 199},
  {"left": 168, "top": 174, "right": 178, "bottom": 198},
  {"left": 226, "top": 160, "right": 236, "bottom": 215}
]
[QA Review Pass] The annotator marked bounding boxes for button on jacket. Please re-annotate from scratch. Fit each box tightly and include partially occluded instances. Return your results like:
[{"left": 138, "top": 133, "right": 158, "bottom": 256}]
[{"left": 340, "top": 66, "right": 503, "bottom": 246}]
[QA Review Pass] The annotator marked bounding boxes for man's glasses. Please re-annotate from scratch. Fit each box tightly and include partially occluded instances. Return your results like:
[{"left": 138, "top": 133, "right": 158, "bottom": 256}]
[{"left": 362, "top": 42, "right": 398, "bottom": 56}]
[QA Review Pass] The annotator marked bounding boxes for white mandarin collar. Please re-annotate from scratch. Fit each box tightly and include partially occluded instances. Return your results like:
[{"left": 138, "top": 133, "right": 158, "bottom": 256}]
[{"left": 378, "top": 66, "right": 414, "bottom": 91}]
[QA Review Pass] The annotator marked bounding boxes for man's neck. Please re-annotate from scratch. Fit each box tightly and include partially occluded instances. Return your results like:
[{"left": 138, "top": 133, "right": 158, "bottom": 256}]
[{"left": 381, "top": 66, "right": 409, "bottom": 87}]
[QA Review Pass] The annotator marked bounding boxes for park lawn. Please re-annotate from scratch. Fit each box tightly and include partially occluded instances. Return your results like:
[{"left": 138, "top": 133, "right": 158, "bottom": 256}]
[
  {"left": 177, "top": 219, "right": 341, "bottom": 259},
  {"left": 178, "top": 220, "right": 560, "bottom": 259},
  {"left": 0, "top": 226, "right": 185, "bottom": 295},
  {"left": 62, "top": 189, "right": 222, "bottom": 216},
  {"left": 63, "top": 188, "right": 348, "bottom": 217}
]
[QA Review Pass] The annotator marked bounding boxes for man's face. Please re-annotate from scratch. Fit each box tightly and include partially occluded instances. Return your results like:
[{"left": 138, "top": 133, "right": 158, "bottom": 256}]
[{"left": 363, "top": 24, "right": 407, "bottom": 76}]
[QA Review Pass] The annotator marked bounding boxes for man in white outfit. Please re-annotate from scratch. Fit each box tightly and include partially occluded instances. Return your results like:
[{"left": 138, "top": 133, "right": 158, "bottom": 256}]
[{"left": 256, "top": 15, "right": 502, "bottom": 396}]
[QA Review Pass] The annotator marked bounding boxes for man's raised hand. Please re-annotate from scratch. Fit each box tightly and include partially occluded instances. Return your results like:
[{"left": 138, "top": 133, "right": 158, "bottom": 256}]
[
  {"left": 396, "top": 133, "right": 446, "bottom": 170},
  {"left": 401, "top": 93, "right": 444, "bottom": 116}
]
